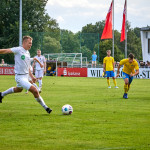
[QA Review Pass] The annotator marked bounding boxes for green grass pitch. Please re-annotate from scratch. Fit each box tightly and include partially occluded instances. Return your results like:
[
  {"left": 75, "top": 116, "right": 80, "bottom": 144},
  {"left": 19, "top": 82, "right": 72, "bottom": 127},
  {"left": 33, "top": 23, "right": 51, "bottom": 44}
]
[{"left": 0, "top": 76, "right": 150, "bottom": 150}]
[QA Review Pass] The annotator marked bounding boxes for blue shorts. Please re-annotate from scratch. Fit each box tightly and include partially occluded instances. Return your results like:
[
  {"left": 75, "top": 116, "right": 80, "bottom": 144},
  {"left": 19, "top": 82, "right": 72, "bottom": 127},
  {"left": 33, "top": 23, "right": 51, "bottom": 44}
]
[
  {"left": 122, "top": 72, "right": 133, "bottom": 84},
  {"left": 105, "top": 71, "right": 115, "bottom": 77}
]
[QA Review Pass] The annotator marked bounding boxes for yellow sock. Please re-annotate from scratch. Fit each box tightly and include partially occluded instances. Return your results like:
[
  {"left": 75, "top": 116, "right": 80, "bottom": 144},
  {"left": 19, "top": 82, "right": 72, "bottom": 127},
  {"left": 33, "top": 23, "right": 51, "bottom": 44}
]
[
  {"left": 102, "top": 72, "right": 104, "bottom": 77},
  {"left": 113, "top": 79, "right": 117, "bottom": 86},
  {"left": 124, "top": 84, "right": 128, "bottom": 93},
  {"left": 127, "top": 84, "right": 130, "bottom": 92},
  {"left": 107, "top": 79, "right": 110, "bottom": 86}
]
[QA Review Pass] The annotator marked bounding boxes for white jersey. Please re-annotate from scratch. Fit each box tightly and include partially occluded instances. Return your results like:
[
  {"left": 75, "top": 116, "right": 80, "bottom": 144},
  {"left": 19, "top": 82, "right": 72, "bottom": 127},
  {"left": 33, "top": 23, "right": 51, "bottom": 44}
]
[
  {"left": 11, "top": 46, "right": 31, "bottom": 74},
  {"left": 30, "top": 65, "right": 33, "bottom": 73},
  {"left": 30, "top": 58, "right": 34, "bottom": 62},
  {"left": 34, "top": 55, "right": 46, "bottom": 70}
]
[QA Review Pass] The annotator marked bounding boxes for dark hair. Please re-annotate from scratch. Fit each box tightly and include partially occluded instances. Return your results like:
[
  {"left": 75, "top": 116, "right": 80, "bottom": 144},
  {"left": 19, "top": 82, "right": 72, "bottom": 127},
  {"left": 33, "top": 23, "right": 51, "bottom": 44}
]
[
  {"left": 128, "top": 53, "right": 134, "bottom": 59},
  {"left": 23, "top": 36, "right": 33, "bottom": 42}
]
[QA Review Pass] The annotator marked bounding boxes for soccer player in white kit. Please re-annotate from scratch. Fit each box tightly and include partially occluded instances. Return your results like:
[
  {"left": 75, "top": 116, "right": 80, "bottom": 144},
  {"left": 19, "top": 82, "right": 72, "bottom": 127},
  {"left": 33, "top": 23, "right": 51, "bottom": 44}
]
[
  {"left": 32, "top": 49, "right": 46, "bottom": 92},
  {"left": 0, "top": 36, "right": 52, "bottom": 114},
  {"left": 25, "top": 57, "right": 43, "bottom": 94}
]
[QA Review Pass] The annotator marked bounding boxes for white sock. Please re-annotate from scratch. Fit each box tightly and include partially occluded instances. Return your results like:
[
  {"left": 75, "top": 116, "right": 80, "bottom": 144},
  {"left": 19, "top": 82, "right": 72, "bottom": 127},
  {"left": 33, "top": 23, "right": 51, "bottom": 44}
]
[
  {"left": 38, "top": 80, "right": 42, "bottom": 88},
  {"left": 2, "top": 87, "right": 14, "bottom": 97},
  {"left": 35, "top": 96, "right": 48, "bottom": 110},
  {"left": 33, "top": 83, "right": 39, "bottom": 91}
]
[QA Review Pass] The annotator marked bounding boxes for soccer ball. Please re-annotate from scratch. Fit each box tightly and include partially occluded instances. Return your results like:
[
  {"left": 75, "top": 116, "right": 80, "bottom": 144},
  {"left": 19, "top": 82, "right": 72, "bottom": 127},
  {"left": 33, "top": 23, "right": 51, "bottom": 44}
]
[{"left": 62, "top": 104, "right": 73, "bottom": 115}]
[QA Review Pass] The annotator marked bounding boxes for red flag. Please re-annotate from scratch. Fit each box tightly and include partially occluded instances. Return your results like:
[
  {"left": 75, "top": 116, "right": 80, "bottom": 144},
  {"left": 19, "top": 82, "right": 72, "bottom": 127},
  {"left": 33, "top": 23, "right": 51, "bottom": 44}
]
[
  {"left": 101, "top": 1, "right": 113, "bottom": 39},
  {"left": 120, "top": 0, "right": 126, "bottom": 42}
]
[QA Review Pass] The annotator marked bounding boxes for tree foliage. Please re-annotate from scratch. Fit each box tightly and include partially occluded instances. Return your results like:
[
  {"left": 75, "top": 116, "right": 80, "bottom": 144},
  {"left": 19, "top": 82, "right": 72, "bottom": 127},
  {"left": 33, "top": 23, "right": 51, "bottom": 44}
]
[
  {"left": 0, "top": 0, "right": 59, "bottom": 63},
  {"left": 0, "top": 1, "right": 142, "bottom": 64}
]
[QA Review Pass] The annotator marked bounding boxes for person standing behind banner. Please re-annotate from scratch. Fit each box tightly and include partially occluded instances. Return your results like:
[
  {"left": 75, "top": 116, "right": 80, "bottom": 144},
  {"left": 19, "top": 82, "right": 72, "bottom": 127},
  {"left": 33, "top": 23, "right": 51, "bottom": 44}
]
[
  {"left": 92, "top": 51, "right": 97, "bottom": 68},
  {"left": 32, "top": 49, "right": 46, "bottom": 92},
  {"left": 1, "top": 59, "right": 5, "bottom": 65},
  {"left": 0, "top": 59, "right": 7, "bottom": 66}
]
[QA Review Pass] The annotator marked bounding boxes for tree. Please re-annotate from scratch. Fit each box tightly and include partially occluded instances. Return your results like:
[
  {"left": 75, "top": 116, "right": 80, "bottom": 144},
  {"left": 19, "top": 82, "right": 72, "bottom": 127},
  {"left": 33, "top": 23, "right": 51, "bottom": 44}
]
[
  {"left": 61, "top": 30, "right": 80, "bottom": 53},
  {"left": 133, "top": 27, "right": 141, "bottom": 38},
  {"left": 127, "top": 30, "right": 142, "bottom": 60},
  {"left": 0, "top": 0, "right": 59, "bottom": 62},
  {"left": 94, "top": 40, "right": 123, "bottom": 63},
  {"left": 80, "top": 21, "right": 105, "bottom": 51},
  {"left": 80, "top": 46, "right": 92, "bottom": 61},
  {"left": 42, "top": 36, "right": 61, "bottom": 54}
]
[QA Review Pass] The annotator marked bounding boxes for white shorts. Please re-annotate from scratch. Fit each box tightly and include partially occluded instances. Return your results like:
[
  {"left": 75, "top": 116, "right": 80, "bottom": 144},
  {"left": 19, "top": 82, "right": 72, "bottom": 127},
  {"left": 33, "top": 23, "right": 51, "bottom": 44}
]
[
  {"left": 35, "top": 70, "right": 44, "bottom": 78},
  {"left": 92, "top": 61, "right": 96, "bottom": 64},
  {"left": 15, "top": 74, "right": 32, "bottom": 90},
  {"left": 28, "top": 75, "right": 32, "bottom": 82}
]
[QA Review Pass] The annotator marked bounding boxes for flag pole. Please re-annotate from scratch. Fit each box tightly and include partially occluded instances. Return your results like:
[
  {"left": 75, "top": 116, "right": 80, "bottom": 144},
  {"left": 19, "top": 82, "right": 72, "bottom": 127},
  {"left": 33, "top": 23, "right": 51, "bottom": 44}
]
[
  {"left": 125, "top": 0, "right": 127, "bottom": 58},
  {"left": 112, "top": 0, "right": 114, "bottom": 58},
  {"left": 19, "top": 0, "right": 22, "bottom": 46}
]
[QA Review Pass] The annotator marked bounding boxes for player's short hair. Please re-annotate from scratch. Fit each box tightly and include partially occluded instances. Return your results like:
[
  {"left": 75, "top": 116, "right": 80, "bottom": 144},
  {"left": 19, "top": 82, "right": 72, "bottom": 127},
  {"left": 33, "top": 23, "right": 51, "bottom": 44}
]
[
  {"left": 37, "top": 49, "right": 41, "bottom": 52},
  {"left": 22, "top": 36, "right": 33, "bottom": 42},
  {"left": 106, "top": 50, "right": 111, "bottom": 53},
  {"left": 128, "top": 53, "right": 134, "bottom": 59}
]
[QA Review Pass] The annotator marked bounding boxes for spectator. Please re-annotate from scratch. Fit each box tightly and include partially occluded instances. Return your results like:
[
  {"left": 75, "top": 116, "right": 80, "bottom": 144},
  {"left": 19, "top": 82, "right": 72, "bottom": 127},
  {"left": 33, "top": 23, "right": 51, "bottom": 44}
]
[
  {"left": 50, "top": 69, "right": 56, "bottom": 76},
  {"left": 0, "top": 59, "right": 7, "bottom": 66},
  {"left": 147, "top": 61, "right": 150, "bottom": 68},
  {"left": 1, "top": 59, "right": 4, "bottom": 64},
  {"left": 140, "top": 61, "right": 144, "bottom": 68},
  {"left": 46, "top": 65, "right": 51, "bottom": 75},
  {"left": 47, "top": 65, "right": 52, "bottom": 74},
  {"left": 92, "top": 51, "right": 97, "bottom": 68}
]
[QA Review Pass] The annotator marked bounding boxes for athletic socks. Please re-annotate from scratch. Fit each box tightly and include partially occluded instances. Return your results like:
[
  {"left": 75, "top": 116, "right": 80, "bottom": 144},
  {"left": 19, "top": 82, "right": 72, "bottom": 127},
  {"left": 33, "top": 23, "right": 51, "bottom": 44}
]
[
  {"left": 35, "top": 96, "right": 48, "bottom": 110},
  {"left": 2, "top": 87, "right": 14, "bottom": 97},
  {"left": 107, "top": 79, "right": 110, "bottom": 86},
  {"left": 38, "top": 80, "right": 42, "bottom": 88},
  {"left": 33, "top": 83, "right": 39, "bottom": 91},
  {"left": 124, "top": 84, "right": 128, "bottom": 93},
  {"left": 113, "top": 79, "right": 117, "bottom": 86},
  {"left": 127, "top": 84, "right": 131, "bottom": 92}
]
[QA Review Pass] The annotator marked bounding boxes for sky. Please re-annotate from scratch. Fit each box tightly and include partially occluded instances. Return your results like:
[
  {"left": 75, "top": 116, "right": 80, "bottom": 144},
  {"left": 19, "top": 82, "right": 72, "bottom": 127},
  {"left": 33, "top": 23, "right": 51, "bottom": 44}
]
[{"left": 45, "top": 0, "right": 150, "bottom": 33}]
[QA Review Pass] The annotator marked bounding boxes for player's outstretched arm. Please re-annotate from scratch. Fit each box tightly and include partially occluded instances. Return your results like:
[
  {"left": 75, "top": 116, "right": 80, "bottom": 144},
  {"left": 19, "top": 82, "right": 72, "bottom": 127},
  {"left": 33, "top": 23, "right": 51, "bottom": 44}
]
[
  {"left": 33, "top": 58, "right": 43, "bottom": 68},
  {"left": 0, "top": 49, "right": 13, "bottom": 54},
  {"left": 32, "top": 60, "right": 36, "bottom": 69}
]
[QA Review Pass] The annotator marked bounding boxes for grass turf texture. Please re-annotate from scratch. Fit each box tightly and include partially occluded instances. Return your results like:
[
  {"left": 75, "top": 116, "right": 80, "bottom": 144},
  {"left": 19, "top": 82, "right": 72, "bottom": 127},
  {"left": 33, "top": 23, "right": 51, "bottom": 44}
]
[{"left": 0, "top": 76, "right": 150, "bottom": 150}]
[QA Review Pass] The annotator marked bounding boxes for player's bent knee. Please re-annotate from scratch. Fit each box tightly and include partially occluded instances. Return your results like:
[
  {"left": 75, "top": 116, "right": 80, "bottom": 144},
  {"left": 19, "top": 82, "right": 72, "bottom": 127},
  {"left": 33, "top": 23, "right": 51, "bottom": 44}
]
[
  {"left": 14, "top": 87, "right": 23, "bottom": 93},
  {"left": 29, "top": 85, "right": 39, "bottom": 98}
]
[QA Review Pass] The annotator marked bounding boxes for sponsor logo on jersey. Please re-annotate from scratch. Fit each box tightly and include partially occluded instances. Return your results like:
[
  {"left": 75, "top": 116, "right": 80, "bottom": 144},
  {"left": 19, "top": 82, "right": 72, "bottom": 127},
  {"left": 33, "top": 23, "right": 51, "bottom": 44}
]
[{"left": 21, "top": 55, "right": 25, "bottom": 60}]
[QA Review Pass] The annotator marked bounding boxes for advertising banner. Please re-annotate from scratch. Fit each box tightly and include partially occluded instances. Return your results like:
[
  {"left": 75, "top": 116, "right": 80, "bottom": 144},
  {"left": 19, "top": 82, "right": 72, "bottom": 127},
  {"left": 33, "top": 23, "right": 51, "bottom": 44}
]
[
  {"left": 88, "top": 68, "right": 103, "bottom": 78},
  {"left": 58, "top": 68, "right": 87, "bottom": 77},
  {"left": 0, "top": 67, "right": 15, "bottom": 75},
  {"left": 88, "top": 68, "right": 150, "bottom": 79}
]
